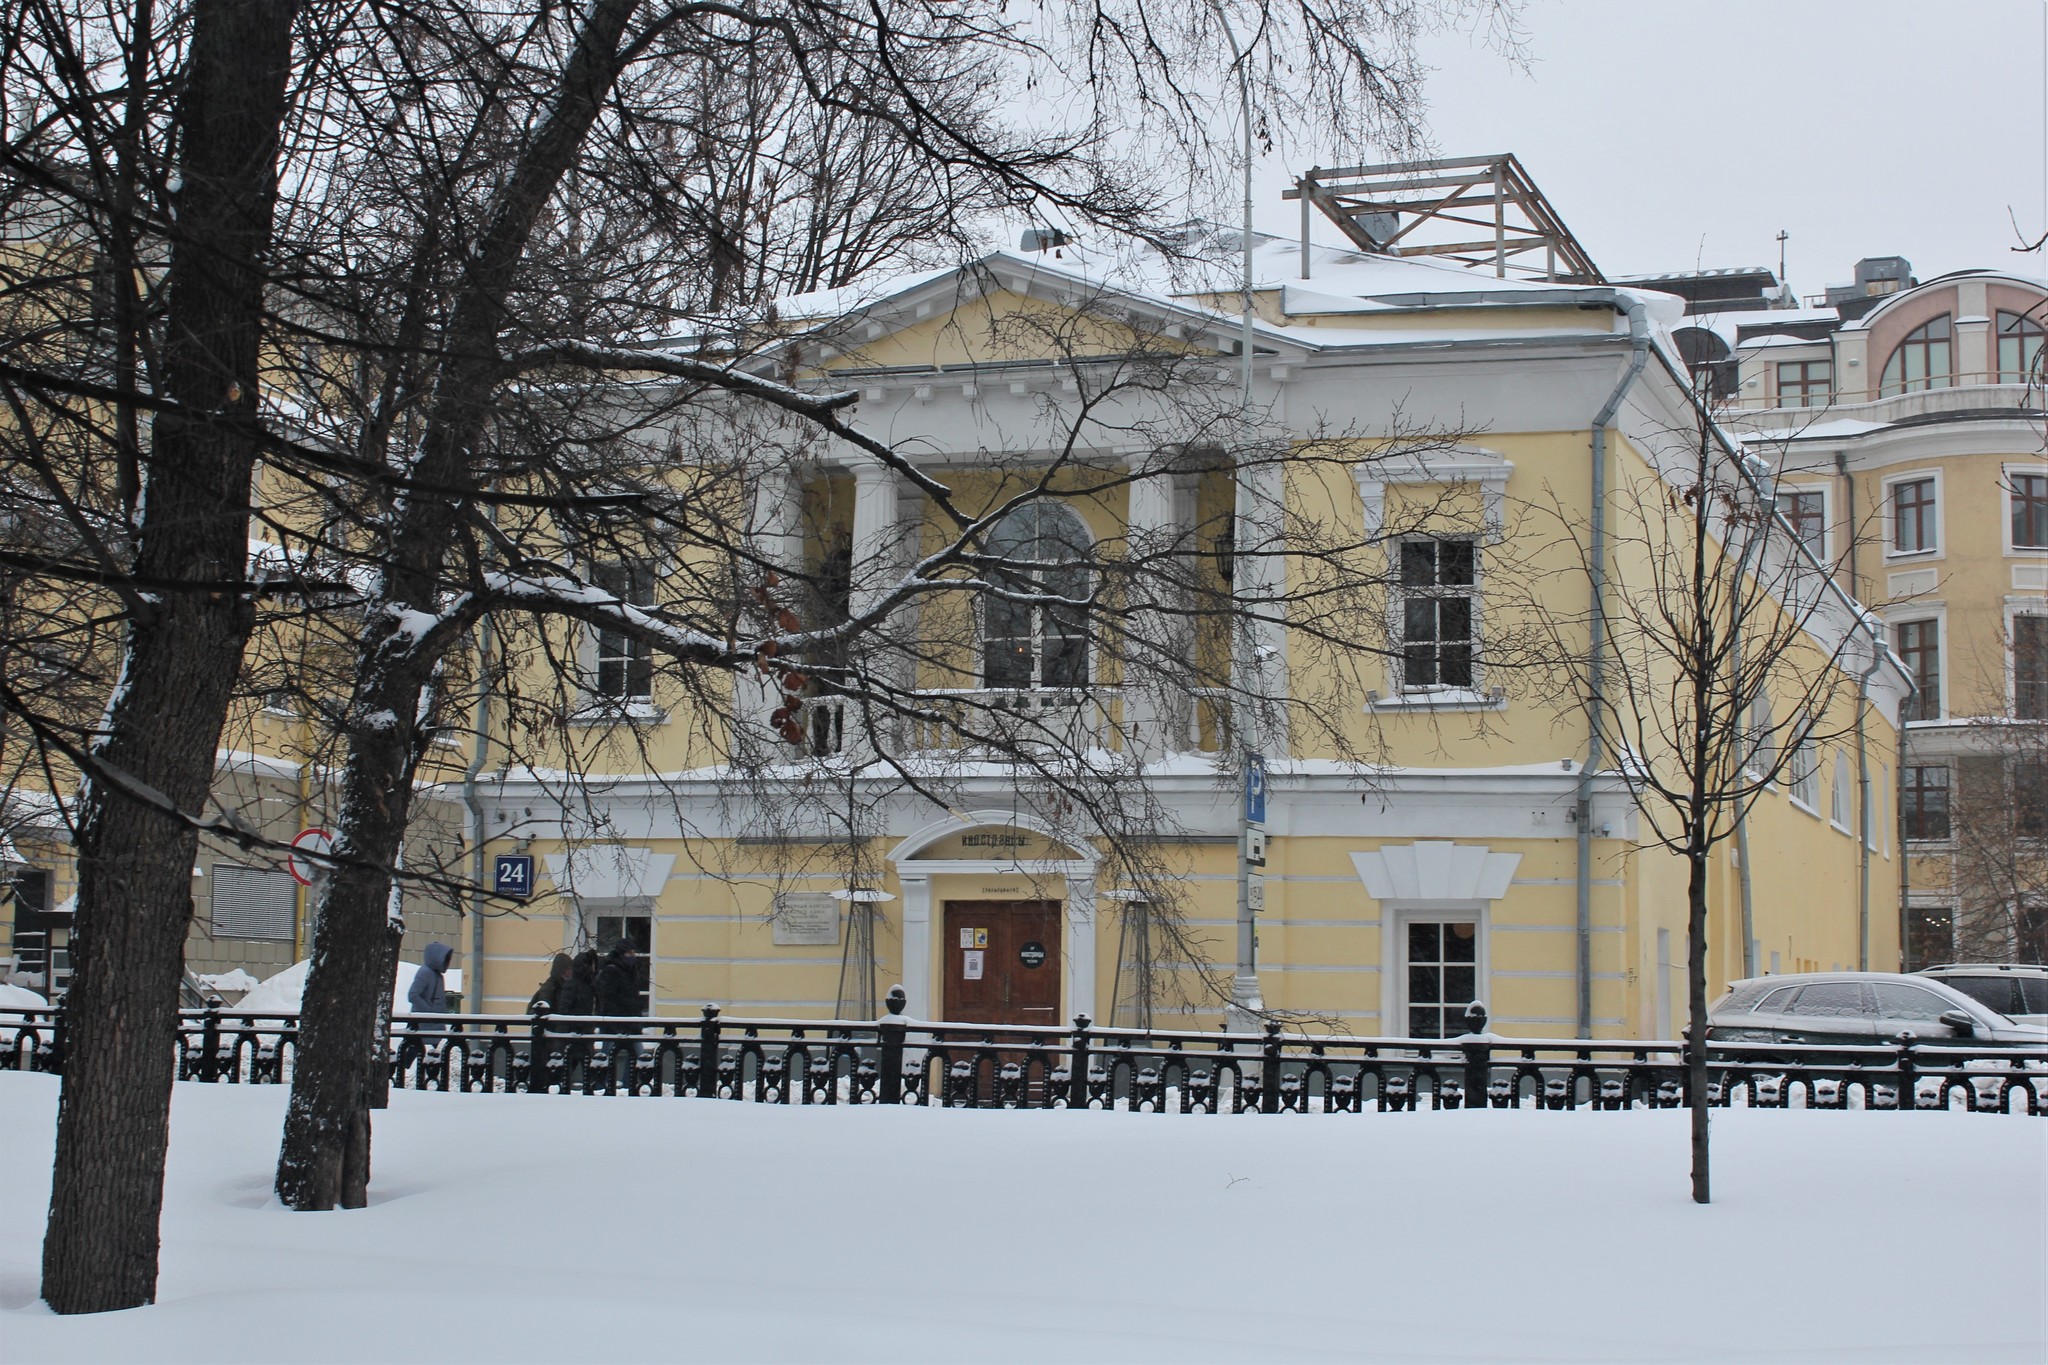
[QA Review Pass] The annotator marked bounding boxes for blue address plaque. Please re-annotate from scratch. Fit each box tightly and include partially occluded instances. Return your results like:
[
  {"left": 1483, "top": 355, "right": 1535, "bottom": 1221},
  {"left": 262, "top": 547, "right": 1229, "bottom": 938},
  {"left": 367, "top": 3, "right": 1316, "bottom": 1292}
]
[
  {"left": 492, "top": 853, "right": 535, "bottom": 900},
  {"left": 1244, "top": 751, "right": 1266, "bottom": 826}
]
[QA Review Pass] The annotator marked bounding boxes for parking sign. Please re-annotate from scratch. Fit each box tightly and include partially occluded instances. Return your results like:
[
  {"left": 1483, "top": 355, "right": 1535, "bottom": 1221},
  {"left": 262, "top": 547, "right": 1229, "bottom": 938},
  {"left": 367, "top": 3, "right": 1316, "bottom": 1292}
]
[
  {"left": 1244, "top": 751, "right": 1266, "bottom": 826},
  {"left": 492, "top": 853, "right": 534, "bottom": 900}
]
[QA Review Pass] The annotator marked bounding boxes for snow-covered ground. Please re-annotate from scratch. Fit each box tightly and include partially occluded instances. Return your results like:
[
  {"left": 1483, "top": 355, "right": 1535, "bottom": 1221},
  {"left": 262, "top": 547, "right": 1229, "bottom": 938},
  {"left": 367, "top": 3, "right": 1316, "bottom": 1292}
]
[{"left": 1, "top": 1071, "right": 2041, "bottom": 1364}]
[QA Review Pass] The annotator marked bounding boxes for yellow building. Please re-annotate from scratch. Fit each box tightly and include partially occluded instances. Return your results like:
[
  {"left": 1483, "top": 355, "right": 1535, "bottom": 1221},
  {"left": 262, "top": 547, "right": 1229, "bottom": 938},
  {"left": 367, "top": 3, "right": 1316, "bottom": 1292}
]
[
  {"left": 1719, "top": 266, "right": 2047, "bottom": 968},
  {"left": 454, "top": 206, "right": 1908, "bottom": 1041},
  {"left": 4, "top": 169, "right": 1914, "bottom": 1039}
]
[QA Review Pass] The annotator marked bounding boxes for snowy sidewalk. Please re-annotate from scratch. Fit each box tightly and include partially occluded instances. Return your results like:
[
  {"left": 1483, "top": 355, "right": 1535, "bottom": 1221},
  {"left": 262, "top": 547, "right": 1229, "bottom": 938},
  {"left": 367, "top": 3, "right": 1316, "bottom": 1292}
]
[{"left": 1, "top": 1071, "right": 2042, "bottom": 1363}]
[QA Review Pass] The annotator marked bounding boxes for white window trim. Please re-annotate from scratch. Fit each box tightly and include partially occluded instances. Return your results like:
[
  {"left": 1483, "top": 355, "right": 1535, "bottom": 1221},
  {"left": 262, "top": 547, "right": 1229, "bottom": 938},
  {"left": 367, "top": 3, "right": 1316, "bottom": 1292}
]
[
  {"left": 1787, "top": 732, "right": 1822, "bottom": 817},
  {"left": 2003, "top": 462, "right": 2048, "bottom": 556},
  {"left": 578, "top": 559, "right": 659, "bottom": 707},
  {"left": 1777, "top": 482, "right": 1833, "bottom": 564},
  {"left": 975, "top": 506, "right": 1097, "bottom": 694},
  {"left": 1885, "top": 605, "right": 1948, "bottom": 724},
  {"left": 1881, "top": 468, "right": 1944, "bottom": 561},
  {"left": 1379, "top": 902, "right": 1490, "bottom": 1042}
]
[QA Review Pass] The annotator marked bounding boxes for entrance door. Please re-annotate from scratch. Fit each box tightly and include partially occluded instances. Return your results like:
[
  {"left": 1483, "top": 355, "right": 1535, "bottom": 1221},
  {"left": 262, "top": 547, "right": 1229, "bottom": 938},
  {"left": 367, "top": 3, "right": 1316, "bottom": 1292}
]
[{"left": 942, "top": 900, "right": 1061, "bottom": 1025}]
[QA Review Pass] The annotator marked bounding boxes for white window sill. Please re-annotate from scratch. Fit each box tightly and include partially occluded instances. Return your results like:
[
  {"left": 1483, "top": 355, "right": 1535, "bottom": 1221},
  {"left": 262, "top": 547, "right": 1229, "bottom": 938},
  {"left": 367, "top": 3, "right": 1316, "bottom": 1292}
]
[
  {"left": 567, "top": 700, "right": 667, "bottom": 726},
  {"left": 1884, "top": 547, "right": 1940, "bottom": 561},
  {"left": 1830, "top": 818, "right": 1853, "bottom": 837},
  {"left": 1368, "top": 688, "right": 1505, "bottom": 713},
  {"left": 1789, "top": 797, "right": 1822, "bottom": 819}
]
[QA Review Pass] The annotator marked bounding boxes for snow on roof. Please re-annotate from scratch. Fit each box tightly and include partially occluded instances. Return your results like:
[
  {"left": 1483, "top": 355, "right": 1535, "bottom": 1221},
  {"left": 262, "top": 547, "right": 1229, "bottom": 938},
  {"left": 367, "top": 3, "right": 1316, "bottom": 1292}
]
[{"left": 1737, "top": 332, "right": 1832, "bottom": 350}]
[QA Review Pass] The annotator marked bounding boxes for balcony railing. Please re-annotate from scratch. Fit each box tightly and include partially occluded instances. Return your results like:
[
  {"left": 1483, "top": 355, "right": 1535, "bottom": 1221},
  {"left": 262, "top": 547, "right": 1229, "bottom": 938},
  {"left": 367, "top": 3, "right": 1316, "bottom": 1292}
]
[
  {"left": 792, "top": 688, "right": 1125, "bottom": 757},
  {"left": 1716, "top": 379, "right": 2042, "bottom": 421}
]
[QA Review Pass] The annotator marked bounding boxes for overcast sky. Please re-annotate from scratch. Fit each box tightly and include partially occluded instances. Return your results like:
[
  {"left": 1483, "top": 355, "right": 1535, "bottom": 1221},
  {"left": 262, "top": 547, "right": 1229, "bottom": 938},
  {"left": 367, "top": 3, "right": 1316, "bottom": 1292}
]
[{"left": 1242, "top": 0, "right": 2048, "bottom": 296}]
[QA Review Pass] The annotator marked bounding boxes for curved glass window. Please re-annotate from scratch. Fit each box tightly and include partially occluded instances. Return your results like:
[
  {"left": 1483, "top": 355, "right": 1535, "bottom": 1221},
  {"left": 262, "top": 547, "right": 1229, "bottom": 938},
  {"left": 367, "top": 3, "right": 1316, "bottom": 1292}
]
[
  {"left": 1879, "top": 315, "right": 1952, "bottom": 396},
  {"left": 1997, "top": 309, "right": 2045, "bottom": 384},
  {"left": 982, "top": 503, "right": 1091, "bottom": 689}
]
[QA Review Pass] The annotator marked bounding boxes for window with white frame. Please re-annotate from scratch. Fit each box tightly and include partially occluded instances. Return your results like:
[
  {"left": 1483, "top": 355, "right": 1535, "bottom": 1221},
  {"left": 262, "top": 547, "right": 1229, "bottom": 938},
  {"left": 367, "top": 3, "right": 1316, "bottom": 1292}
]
[
  {"left": 2011, "top": 471, "right": 2047, "bottom": 550},
  {"left": 1997, "top": 310, "right": 2044, "bottom": 385},
  {"left": 1890, "top": 477, "right": 1937, "bottom": 555},
  {"left": 1402, "top": 917, "right": 1481, "bottom": 1039},
  {"left": 1902, "top": 764, "right": 1950, "bottom": 841},
  {"left": 982, "top": 502, "right": 1091, "bottom": 690},
  {"left": 1397, "top": 537, "right": 1477, "bottom": 691},
  {"left": 1894, "top": 619, "right": 1941, "bottom": 721},
  {"left": 2016, "top": 615, "right": 2047, "bottom": 721},
  {"left": 591, "top": 561, "right": 655, "bottom": 700},
  {"left": 1745, "top": 691, "right": 1776, "bottom": 779},
  {"left": 1781, "top": 488, "right": 1827, "bottom": 560},
  {"left": 1775, "top": 359, "right": 1832, "bottom": 408},
  {"left": 1830, "top": 750, "right": 1851, "bottom": 830},
  {"left": 1880, "top": 316, "right": 1953, "bottom": 396}
]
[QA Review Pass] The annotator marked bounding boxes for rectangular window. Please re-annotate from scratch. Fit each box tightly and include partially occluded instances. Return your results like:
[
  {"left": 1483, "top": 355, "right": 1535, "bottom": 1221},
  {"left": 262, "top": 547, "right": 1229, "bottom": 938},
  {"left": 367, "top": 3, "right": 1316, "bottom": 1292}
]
[
  {"left": 1399, "top": 539, "right": 1477, "bottom": 690},
  {"left": 1905, "top": 905, "right": 1954, "bottom": 971},
  {"left": 2016, "top": 616, "right": 2047, "bottom": 720},
  {"left": 1902, "top": 764, "right": 1950, "bottom": 841},
  {"left": 1775, "top": 359, "right": 1832, "bottom": 408},
  {"left": 210, "top": 864, "right": 297, "bottom": 941},
  {"left": 2013, "top": 472, "right": 2048, "bottom": 549},
  {"left": 1782, "top": 489, "right": 1826, "bottom": 559},
  {"left": 1891, "top": 478, "right": 1936, "bottom": 554},
  {"left": 1403, "top": 918, "right": 1480, "bottom": 1039},
  {"left": 1894, "top": 619, "right": 1940, "bottom": 721},
  {"left": 592, "top": 562, "right": 655, "bottom": 700},
  {"left": 2017, "top": 761, "right": 2048, "bottom": 840},
  {"left": 1830, "top": 751, "right": 1851, "bottom": 829}
]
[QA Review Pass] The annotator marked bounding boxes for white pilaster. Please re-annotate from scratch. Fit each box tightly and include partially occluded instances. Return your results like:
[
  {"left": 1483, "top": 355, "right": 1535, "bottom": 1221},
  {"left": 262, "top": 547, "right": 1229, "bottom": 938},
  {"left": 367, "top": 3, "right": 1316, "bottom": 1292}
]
[
  {"left": 1065, "top": 872, "right": 1097, "bottom": 1024},
  {"left": 897, "top": 870, "right": 933, "bottom": 1020}
]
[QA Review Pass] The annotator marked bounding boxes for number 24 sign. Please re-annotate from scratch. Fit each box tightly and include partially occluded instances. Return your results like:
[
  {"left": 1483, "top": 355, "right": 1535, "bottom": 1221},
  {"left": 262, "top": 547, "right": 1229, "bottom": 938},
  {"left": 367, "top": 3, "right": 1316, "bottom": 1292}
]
[{"left": 492, "top": 854, "right": 534, "bottom": 900}]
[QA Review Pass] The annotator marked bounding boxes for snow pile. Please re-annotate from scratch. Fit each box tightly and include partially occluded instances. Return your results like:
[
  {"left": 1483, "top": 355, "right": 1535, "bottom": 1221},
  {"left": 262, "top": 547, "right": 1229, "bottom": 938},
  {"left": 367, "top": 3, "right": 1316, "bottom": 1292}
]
[
  {"left": 194, "top": 969, "right": 260, "bottom": 997},
  {"left": 0, "top": 984, "right": 46, "bottom": 1009},
  {"left": 0, "top": 1073, "right": 2041, "bottom": 1363},
  {"left": 231, "top": 958, "right": 419, "bottom": 1018}
]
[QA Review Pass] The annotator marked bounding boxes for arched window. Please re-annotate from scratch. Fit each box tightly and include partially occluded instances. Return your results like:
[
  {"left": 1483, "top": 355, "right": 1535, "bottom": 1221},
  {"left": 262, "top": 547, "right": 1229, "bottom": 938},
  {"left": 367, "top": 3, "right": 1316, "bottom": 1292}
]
[
  {"left": 982, "top": 503, "right": 1091, "bottom": 689},
  {"left": 1879, "top": 315, "right": 1952, "bottom": 396},
  {"left": 1997, "top": 309, "right": 2045, "bottom": 384}
]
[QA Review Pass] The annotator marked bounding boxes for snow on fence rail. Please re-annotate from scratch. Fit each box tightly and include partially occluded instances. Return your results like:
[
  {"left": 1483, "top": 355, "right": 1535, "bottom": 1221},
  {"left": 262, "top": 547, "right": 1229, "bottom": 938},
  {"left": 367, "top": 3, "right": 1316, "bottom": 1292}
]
[{"left": 2, "top": 995, "right": 2043, "bottom": 1115}]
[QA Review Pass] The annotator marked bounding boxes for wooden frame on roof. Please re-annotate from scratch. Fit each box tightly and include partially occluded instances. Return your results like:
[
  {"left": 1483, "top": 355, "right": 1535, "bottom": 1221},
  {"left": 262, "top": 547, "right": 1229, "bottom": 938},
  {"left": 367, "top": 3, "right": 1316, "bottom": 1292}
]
[{"left": 1283, "top": 154, "right": 1604, "bottom": 285}]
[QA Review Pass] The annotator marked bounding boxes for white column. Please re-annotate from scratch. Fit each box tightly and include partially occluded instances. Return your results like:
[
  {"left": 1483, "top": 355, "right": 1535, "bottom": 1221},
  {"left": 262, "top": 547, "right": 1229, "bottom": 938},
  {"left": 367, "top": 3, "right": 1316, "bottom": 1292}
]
[
  {"left": 1124, "top": 468, "right": 1195, "bottom": 760},
  {"left": 735, "top": 462, "right": 806, "bottom": 755},
  {"left": 1233, "top": 455, "right": 1291, "bottom": 758},
  {"left": 897, "top": 870, "right": 933, "bottom": 1020},
  {"left": 1065, "top": 871, "right": 1097, "bottom": 1025},
  {"left": 849, "top": 459, "right": 905, "bottom": 620}
]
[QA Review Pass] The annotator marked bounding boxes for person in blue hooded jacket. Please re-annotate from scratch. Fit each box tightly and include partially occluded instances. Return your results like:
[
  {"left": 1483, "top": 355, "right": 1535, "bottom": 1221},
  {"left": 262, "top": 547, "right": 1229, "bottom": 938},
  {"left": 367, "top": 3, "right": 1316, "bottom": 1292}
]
[
  {"left": 398, "top": 942, "right": 455, "bottom": 1076},
  {"left": 409, "top": 942, "right": 454, "bottom": 1014}
]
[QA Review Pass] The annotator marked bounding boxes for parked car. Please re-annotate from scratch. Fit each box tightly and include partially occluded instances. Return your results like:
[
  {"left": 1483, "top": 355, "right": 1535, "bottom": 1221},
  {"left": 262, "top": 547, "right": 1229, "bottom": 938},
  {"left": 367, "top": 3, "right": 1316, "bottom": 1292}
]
[
  {"left": 1707, "top": 972, "right": 2048, "bottom": 1050},
  {"left": 1915, "top": 963, "right": 2048, "bottom": 1027}
]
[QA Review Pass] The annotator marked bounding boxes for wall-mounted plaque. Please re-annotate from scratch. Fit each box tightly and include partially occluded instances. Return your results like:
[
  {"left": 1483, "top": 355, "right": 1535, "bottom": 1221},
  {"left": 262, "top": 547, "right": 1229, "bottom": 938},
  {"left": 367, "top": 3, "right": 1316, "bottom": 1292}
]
[{"left": 772, "top": 892, "right": 840, "bottom": 945}]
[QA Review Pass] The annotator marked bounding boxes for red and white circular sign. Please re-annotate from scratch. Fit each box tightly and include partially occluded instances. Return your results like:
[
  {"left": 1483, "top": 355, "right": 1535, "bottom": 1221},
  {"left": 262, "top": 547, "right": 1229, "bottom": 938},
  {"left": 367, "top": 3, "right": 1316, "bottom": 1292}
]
[{"left": 288, "top": 827, "right": 335, "bottom": 886}]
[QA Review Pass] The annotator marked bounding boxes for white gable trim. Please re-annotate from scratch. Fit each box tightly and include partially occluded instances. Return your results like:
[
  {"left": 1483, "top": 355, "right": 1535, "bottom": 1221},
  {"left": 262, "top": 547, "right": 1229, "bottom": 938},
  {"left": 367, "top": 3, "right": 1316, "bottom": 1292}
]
[{"left": 1351, "top": 841, "right": 1521, "bottom": 903}]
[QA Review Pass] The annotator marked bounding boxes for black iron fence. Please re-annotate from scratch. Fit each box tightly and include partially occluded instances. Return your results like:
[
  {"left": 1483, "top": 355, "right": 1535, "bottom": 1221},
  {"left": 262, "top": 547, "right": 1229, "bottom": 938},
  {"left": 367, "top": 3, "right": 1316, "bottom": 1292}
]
[{"left": 4, "top": 995, "right": 2043, "bottom": 1116}]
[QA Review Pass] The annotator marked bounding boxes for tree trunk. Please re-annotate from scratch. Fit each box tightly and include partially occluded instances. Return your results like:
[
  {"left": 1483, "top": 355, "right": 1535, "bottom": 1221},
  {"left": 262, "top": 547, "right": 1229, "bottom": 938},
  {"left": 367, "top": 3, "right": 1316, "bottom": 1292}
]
[
  {"left": 40, "top": 0, "right": 297, "bottom": 1313},
  {"left": 275, "top": 697, "right": 425, "bottom": 1210},
  {"left": 273, "top": 0, "right": 643, "bottom": 1211},
  {"left": 1685, "top": 844, "right": 1711, "bottom": 1206}
]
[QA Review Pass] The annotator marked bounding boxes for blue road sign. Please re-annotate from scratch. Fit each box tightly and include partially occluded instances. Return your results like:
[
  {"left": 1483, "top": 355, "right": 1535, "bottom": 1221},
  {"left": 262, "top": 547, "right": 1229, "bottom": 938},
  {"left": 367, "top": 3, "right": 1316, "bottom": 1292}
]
[
  {"left": 492, "top": 853, "right": 534, "bottom": 900},
  {"left": 1244, "top": 751, "right": 1266, "bottom": 826}
]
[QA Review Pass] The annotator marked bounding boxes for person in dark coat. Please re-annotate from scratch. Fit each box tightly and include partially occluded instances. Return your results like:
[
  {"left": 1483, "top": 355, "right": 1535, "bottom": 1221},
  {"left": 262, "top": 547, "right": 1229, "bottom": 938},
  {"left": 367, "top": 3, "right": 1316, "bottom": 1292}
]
[
  {"left": 552, "top": 949, "right": 601, "bottom": 1087},
  {"left": 595, "top": 939, "right": 643, "bottom": 1068},
  {"left": 528, "top": 953, "right": 573, "bottom": 1012}
]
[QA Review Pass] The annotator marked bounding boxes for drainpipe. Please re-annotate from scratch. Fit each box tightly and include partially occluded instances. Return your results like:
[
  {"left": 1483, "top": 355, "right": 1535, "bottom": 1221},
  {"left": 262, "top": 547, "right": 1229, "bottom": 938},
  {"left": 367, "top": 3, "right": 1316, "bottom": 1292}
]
[
  {"left": 1729, "top": 465, "right": 1767, "bottom": 985},
  {"left": 1576, "top": 292, "right": 1651, "bottom": 1039},
  {"left": 1835, "top": 451, "right": 1884, "bottom": 971},
  {"left": 462, "top": 611, "right": 493, "bottom": 1013}
]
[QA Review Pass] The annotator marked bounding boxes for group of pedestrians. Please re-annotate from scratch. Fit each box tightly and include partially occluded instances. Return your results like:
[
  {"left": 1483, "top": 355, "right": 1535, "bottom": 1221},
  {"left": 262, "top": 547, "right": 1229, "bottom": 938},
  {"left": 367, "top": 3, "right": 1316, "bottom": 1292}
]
[{"left": 527, "top": 939, "right": 644, "bottom": 1083}]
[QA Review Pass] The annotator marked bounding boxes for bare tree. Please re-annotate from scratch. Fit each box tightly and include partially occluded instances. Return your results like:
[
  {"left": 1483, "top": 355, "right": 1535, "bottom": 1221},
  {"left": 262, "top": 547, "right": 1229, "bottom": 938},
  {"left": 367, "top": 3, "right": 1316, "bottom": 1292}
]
[
  {"left": 1516, "top": 378, "right": 1893, "bottom": 1205},
  {"left": 1, "top": 0, "right": 1518, "bottom": 1305}
]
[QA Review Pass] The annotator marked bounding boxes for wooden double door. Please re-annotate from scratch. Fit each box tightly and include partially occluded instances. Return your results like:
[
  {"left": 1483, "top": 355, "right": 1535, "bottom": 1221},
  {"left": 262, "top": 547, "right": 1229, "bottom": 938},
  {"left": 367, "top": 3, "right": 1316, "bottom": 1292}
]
[{"left": 941, "top": 900, "right": 1061, "bottom": 1025}]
